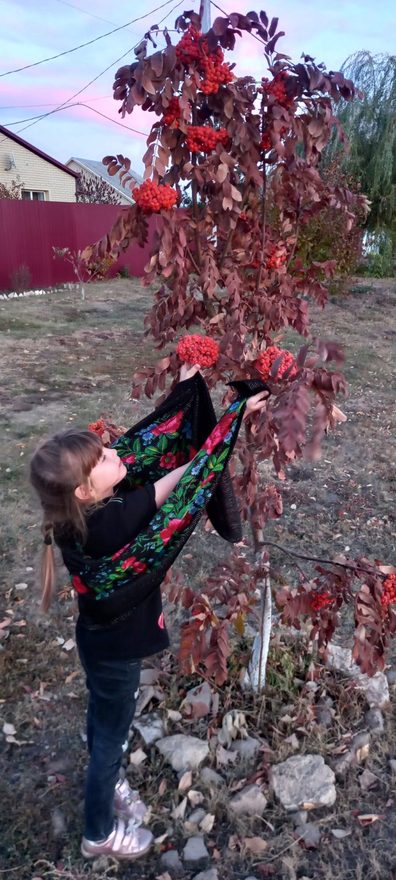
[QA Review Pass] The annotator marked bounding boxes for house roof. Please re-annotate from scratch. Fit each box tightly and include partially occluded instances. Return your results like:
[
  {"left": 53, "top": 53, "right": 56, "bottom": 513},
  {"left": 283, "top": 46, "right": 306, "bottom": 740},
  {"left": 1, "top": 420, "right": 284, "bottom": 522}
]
[
  {"left": 67, "top": 157, "right": 142, "bottom": 202},
  {"left": 0, "top": 126, "right": 79, "bottom": 178}
]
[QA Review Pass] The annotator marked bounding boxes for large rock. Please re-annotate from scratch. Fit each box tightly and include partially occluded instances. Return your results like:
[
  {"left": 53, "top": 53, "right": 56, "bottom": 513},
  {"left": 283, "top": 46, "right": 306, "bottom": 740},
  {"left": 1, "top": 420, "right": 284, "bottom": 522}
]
[
  {"left": 183, "top": 836, "right": 210, "bottom": 864},
  {"left": 270, "top": 754, "right": 336, "bottom": 812},
  {"left": 156, "top": 734, "right": 209, "bottom": 772},
  {"left": 133, "top": 712, "right": 165, "bottom": 745},
  {"left": 229, "top": 784, "right": 267, "bottom": 817},
  {"left": 200, "top": 767, "right": 225, "bottom": 788},
  {"left": 192, "top": 870, "right": 218, "bottom": 880},
  {"left": 182, "top": 682, "right": 212, "bottom": 718},
  {"left": 326, "top": 644, "right": 389, "bottom": 708},
  {"left": 159, "top": 849, "right": 184, "bottom": 876},
  {"left": 229, "top": 736, "right": 261, "bottom": 761}
]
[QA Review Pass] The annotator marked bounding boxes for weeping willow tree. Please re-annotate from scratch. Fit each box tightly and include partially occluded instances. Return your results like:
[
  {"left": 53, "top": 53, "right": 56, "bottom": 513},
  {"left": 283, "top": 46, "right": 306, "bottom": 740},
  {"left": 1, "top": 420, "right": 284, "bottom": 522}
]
[{"left": 326, "top": 51, "right": 396, "bottom": 271}]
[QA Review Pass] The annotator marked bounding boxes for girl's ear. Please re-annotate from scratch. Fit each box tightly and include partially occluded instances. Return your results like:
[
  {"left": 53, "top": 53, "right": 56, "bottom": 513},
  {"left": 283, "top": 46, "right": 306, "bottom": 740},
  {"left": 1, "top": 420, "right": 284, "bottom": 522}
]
[{"left": 74, "top": 483, "right": 92, "bottom": 502}]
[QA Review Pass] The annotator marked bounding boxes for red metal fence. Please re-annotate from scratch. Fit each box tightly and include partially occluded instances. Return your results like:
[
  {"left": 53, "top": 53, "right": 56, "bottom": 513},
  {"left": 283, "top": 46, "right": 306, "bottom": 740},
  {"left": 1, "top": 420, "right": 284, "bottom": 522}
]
[{"left": 0, "top": 200, "right": 155, "bottom": 291}]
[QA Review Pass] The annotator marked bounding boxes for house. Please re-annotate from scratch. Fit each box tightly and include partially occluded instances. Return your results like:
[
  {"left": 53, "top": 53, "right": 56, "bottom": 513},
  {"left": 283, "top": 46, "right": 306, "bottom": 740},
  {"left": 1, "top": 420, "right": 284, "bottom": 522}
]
[
  {"left": 66, "top": 157, "right": 142, "bottom": 205},
  {"left": 0, "top": 125, "right": 78, "bottom": 202}
]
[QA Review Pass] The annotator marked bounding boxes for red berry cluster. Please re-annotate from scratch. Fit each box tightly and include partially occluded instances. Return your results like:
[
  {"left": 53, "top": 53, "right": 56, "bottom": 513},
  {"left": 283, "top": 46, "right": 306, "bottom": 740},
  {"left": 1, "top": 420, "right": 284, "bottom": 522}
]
[
  {"left": 200, "top": 46, "right": 233, "bottom": 95},
  {"left": 176, "top": 334, "right": 219, "bottom": 368},
  {"left": 261, "top": 125, "right": 288, "bottom": 152},
  {"left": 88, "top": 418, "right": 106, "bottom": 439},
  {"left": 162, "top": 96, "right": 181, "bottom": 127},
  {"left": 267, "top": 246, "right": 287, "bottom": 270},
  {"left": 310, "top": 591, "right": 335, "bottom": 611},
  {"left": 239, "top": 211, "right": 249, "bottom": 223},
  {"left": 255, "top": 345, "right": 297, "bottom": 381},
  {"left": 175, "top": 24, "right": 233, "bottom": 95},
  {"left": 186, "top": 125, "right": 228, "bottom": 153},
  {"left": 132, "top": 180, "right": 177, "bottom": 213},
  {"left": 261, "top": 71, "right": 294, "bottom": 109},
  {"left": 381, "top": 574, "right": 396, "bottom": 607},
  {"left": 175, "top": 24, "right": 202, "bottom": 64},
  {"left": 261, "top": 131, "right": 272, "bottom": 151}
]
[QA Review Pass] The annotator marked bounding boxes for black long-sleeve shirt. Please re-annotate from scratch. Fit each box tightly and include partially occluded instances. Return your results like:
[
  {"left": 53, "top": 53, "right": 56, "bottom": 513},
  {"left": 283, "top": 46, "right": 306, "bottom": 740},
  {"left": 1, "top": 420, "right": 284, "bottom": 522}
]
[{"left": 57, "top": 482, "right": 170, "bottom": 661}]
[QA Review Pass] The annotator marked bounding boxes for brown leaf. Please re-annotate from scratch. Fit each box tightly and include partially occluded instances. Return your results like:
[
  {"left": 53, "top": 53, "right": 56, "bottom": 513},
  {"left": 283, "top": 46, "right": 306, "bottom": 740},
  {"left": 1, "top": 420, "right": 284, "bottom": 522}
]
[
  {"left": 357, "top": 813, "right": 382, "bottom": 826},
  {"left": 243, "top": 836, "right": 268, "bottom": 855},
  {"left": 178, "top": 770, "right": 193, "bottom": 791}
]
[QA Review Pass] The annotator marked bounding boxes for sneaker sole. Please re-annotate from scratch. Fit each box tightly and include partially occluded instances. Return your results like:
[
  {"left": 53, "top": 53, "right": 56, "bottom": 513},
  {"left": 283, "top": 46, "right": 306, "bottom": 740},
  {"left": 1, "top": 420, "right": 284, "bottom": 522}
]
[{"left": 81, "top": 838, "right": 152, "bottom": 861}]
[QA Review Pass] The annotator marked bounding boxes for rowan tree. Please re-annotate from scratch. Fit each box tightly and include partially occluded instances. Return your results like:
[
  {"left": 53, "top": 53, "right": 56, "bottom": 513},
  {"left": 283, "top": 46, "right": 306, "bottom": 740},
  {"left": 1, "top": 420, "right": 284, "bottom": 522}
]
[{"left": 85, "top": 9, "right": 394, "bottom": 685}]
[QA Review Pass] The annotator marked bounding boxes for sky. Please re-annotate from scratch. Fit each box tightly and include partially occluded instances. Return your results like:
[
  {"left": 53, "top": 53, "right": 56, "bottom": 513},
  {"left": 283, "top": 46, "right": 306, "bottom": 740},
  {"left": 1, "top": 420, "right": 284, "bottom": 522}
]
[{"left": 0, "top": 0, "right": 394, "bottom": 178}]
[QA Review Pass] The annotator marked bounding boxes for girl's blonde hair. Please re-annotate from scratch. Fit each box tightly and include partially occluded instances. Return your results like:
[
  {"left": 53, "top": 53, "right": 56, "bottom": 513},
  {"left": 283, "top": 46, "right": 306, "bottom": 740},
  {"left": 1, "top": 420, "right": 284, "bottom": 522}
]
[{"left": 29, "top": 429, "right": 103, "bottom": 611}]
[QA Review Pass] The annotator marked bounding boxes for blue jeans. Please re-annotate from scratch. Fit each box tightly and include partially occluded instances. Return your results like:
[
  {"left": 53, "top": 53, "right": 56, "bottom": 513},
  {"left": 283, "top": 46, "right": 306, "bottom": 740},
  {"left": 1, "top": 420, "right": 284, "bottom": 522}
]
[{"left": 78, "top": 646, "right": 141, "bottom": 841}]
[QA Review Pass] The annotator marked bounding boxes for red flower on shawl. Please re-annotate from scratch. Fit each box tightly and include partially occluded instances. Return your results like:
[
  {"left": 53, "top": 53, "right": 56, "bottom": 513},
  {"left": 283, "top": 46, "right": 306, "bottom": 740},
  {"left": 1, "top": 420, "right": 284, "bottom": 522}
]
[
  {"left": 121, "top": 453, "right": 136, "bottom": 465},
  {"left": 72, "top": 575, "right": 91, "bottom": 594},
  {"left": 160, "top": 513, "right": 193, "bottom": 544},
  {"left": 121, "top": 556, "right": 148, "bottom": 573},
  {"left": 152, "top": 411, "right": 184, "bottom": 436},
  {"left": 200, "top": 473, "right": 215, "bottom": 488},
  {"left": 111, "top": 544, "right": 129, "bottom": 561},
  {"left": 203, "top": 412, "right": 235, "bottom": 455},
  {"left": 160, "top": 452, "right": 178, "bottom": 469}
]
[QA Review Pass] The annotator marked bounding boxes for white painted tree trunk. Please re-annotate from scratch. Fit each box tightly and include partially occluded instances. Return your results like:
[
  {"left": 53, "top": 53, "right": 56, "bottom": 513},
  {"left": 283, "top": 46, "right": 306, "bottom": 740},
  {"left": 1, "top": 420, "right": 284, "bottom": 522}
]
[{"left": 243, "top": 560, "right": 272, "bottom": 691}]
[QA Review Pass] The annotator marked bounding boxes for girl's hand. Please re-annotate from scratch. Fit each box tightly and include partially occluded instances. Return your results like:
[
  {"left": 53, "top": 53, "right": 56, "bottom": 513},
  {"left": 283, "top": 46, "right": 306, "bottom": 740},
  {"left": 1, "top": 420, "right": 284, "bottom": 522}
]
[
  {"left": 243, "top": 390, "right": 268, "bottom": 420},
  {"left": 179, "top": 363, "right": 201, "bottom": 382}
]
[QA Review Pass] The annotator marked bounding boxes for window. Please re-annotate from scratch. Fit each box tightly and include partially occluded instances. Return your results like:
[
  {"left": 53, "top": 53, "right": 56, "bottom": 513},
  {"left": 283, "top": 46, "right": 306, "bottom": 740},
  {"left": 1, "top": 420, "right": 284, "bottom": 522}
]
[{"left": 21, "top": 190, "right": 46, "bottom": 201}]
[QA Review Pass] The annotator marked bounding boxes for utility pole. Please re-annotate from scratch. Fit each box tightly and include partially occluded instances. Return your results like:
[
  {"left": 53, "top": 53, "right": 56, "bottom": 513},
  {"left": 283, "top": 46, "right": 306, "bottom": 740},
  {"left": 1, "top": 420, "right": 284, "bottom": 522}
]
[{"left": 199, "top": 0, "right": 211, "bottom": 32}]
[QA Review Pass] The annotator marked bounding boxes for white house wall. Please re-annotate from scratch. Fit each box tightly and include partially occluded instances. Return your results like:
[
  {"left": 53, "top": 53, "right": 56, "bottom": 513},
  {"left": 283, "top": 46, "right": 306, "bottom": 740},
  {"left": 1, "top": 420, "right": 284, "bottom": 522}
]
[{"left": 0, "top": 134, "right": 76, "bottom": 202}]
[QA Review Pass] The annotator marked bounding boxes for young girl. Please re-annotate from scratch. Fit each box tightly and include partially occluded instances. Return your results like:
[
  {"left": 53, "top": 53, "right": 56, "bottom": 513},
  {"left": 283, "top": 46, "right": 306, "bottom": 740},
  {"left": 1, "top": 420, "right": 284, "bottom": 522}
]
[{"left": 29, "top": 364, "right": 268, "bottom": 861}]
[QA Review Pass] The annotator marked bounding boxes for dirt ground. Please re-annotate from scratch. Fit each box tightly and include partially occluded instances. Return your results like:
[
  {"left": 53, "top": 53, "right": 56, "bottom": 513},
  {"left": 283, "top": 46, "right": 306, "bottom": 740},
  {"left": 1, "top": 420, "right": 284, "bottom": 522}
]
[{"left": 0, "top": 277, "right": 395, "bottom": 880}]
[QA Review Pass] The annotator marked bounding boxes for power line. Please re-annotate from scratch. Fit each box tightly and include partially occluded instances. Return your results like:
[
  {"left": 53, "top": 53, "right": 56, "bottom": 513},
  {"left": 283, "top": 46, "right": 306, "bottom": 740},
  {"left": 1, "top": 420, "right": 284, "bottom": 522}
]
[
  {"left": 209, "top": 0, "right": 265, "bottom": 46},
  {"left": 0, "top": 95, "right": 112, "bottom": 110},
  {"left": 8, "top": 43, "right": 136, "bottom": 139},
  {"left": 54, "top": 0, "right": 140, "bottom": 31},
  {"left": 2, "top": 102, "right": 150, "bottom": 136},
  {"left": 0, "top": 0, "right": 179, "bottom": 78},
  {"left": 0, "top": 0, "right": 183, "bottom": 143},
  {"left": 0, "top": 0, "right": 184, "bottom": 144}
]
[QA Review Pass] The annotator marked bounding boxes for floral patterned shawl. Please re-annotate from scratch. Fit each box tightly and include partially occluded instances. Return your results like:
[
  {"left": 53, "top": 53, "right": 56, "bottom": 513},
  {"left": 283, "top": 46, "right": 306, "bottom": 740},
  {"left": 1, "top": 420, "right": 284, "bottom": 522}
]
[{"left": 65, "top": 374, "right": 269, "bottom": 627}]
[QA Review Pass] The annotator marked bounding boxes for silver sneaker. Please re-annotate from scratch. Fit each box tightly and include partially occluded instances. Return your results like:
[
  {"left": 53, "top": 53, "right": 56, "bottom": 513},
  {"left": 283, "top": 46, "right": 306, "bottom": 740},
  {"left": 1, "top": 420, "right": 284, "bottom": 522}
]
[
  {"left": 81, "top": 817, "right": 153, "bottom": 861},
  {"left": 114, "top": 777, "right": 149, "bottom": 824}
]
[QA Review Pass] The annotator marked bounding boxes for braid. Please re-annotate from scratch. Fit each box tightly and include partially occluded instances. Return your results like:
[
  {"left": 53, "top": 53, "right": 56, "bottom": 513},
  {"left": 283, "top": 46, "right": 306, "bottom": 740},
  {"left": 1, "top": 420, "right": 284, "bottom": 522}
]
[{"left": 41, "top": 518, "right": 55, "bottom": 612}]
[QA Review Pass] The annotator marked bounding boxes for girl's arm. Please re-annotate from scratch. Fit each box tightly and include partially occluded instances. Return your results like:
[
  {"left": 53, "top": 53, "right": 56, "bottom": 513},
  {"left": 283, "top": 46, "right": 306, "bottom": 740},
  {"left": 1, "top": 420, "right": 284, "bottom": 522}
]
[{"left": 154, "top": 463, "right": 189, "bottom": 509}]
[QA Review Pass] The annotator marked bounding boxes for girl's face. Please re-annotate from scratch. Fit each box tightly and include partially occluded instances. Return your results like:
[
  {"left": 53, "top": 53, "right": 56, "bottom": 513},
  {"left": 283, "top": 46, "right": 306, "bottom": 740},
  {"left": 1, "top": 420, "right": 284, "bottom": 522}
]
[{"left": 75, "top": 447, "right": 127, "bottom": 503}]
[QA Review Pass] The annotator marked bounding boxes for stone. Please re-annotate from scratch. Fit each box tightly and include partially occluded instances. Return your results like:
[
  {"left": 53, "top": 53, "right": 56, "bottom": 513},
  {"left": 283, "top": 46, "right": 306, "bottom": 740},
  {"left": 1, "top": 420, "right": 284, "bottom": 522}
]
[
  {"left": 160, "top": 849, "right": 183, "bottom": 875},
  {"left": 200, "top": 767, "right": 225, "bottom": 788},
  {"left": 290, "top": 810, "right": 308, "bottom": 826},
  {"left": 315, "top": 702, "right": 333, "bottom": 727},
  {"left": 386, "top": 668, "right": 396, "bottom": 687},
  {"left": 182, "top": 682, "right": 212, "bottom": 718},
  {"left": 364, "top": 674, "right": 390, "bottom": 709},
  {"left": 359, "top": 769, "right": 377, "bottom": 791},
  {"left": 389, "top": 759, "right": 396, "bottom": 775},
  {"left": 187, "top": 808, "right": 207, "bottom": 826},
  {"left": 270, "top": 755, "right": 336, "bottom": 812},
  {"left": 295, "top": 822, "right": 321, "bottom": 849},
  {"left": 133, "top": 712, "right": 165, "bottom": 746},
  {"left": 333, "top": 732, "right": 370, "bottom": 776},
  {"left": 183, "top": 836, "right": 210, "bottom": 864},
  {"left": 229, "top": 736, "right": 261, "bottom": 761},
  {"left": 229, "top": 784, "right": 267, "bottom": 817},
  {"left": 192, "top": 870, "right": 219, "bottom": 880},
  {"left": 326, "top": 644, "right": 389, "bottom": 708},
  {"left": 156, "top": 735, "right": 209, "bottom": 772},
  {"left": 365, "top": 708, "right": 384, "bottom": 733}
]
